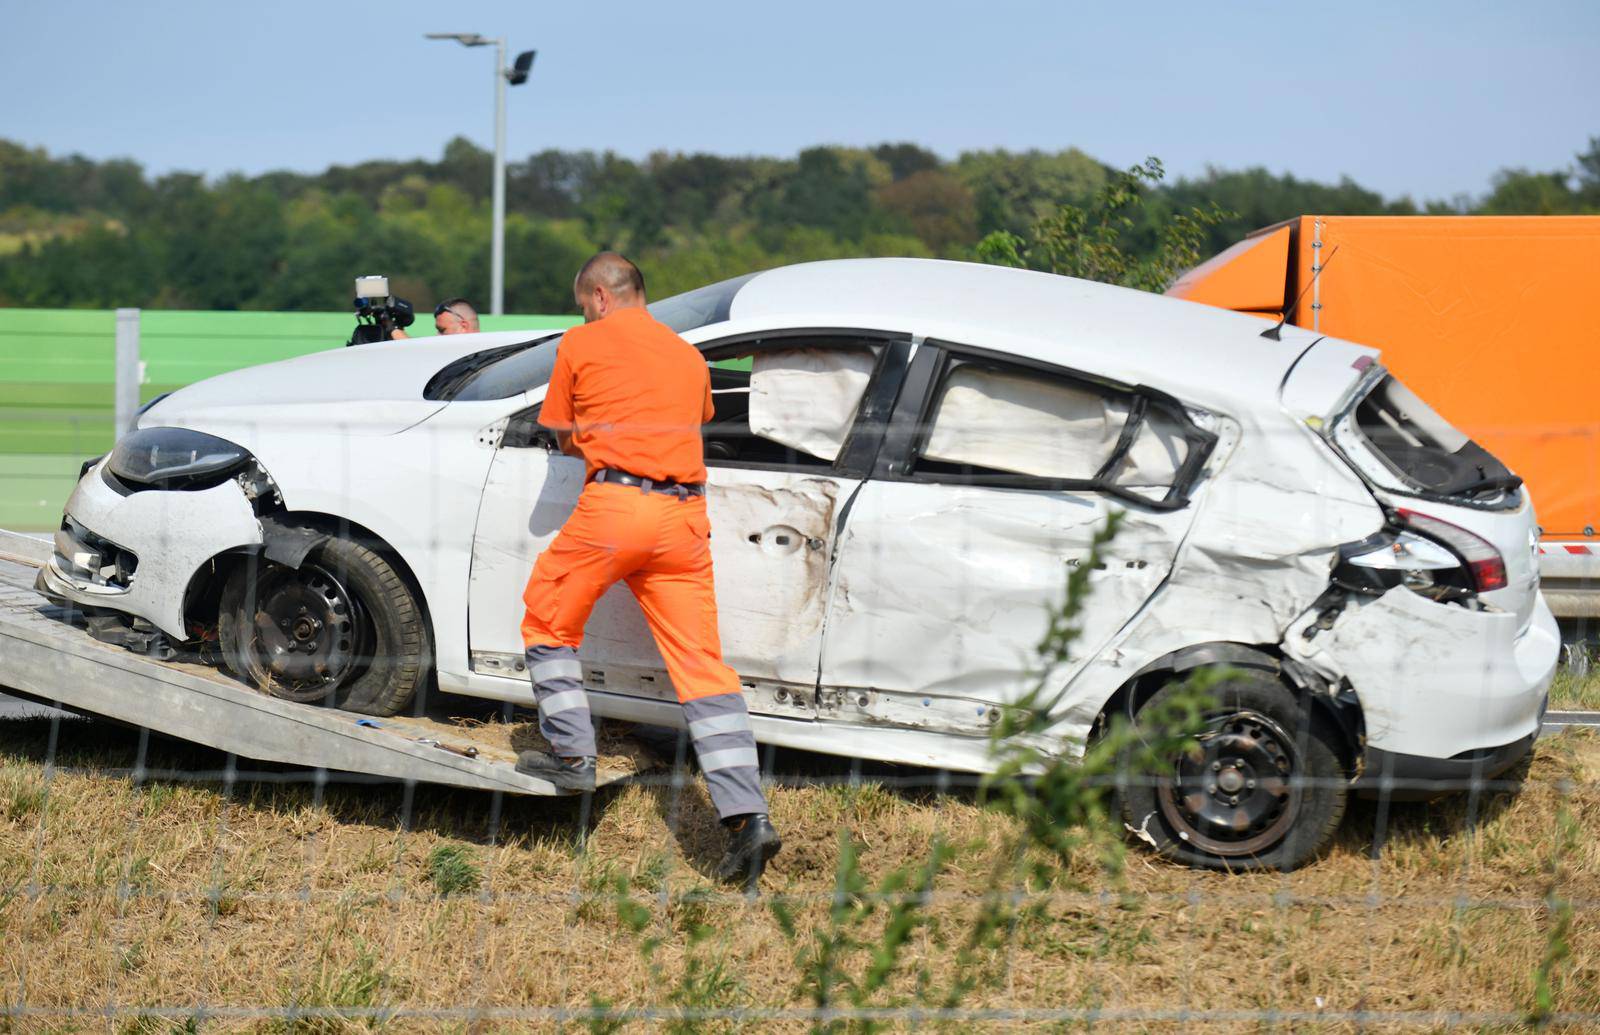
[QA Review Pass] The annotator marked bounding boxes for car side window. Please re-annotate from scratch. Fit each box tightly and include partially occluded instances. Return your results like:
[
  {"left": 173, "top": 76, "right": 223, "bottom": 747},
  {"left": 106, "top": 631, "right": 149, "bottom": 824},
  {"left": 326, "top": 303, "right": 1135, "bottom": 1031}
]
[
  {"left": 915, "top": 359, "right": 1132, "bottom": 481},
  {"left": 702, "top": 342, "right": 882, "bottom": 470},
  {"left": 909, "top": 353, "right": 1198, "bottom": 498},
  {"left": 499, "top": 339, "right": 888, "bottom": 468}
]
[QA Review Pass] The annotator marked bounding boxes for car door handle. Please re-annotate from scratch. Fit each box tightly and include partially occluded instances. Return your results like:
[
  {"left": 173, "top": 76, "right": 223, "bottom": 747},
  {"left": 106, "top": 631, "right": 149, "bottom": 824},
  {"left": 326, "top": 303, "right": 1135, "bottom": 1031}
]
[{"left": 746, "top": 526, "right": 820, "bottom": 555}]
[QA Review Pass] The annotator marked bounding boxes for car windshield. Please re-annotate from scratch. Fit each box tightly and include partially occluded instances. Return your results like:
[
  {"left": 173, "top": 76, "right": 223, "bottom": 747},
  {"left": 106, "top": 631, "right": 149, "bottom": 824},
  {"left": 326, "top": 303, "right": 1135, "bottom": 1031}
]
[
  {"left": 647, "top": 272, "right": 759, "bottom": 333},
  {"left": 423, "top": 273, "right": 759, "bottom": 402},
  {"left": 424, "top": 334, "right": 562, "bottom": 401}
]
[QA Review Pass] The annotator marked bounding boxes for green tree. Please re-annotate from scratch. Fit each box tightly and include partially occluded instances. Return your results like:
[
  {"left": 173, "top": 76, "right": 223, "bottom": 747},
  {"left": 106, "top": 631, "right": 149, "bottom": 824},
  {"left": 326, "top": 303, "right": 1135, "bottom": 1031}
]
[
  {"left": 1160, "top": 166, "right": 1416, "bottom": 257},
  {"left": 1575, "top": 135, "right": 1600, "bottom": 207},
  {"left": 870, "top": 142, "right": 943, "bottom": 181},
  {"left": 760, "top": 146, "right": 886, "bottom": 240},
  {"left": 1478, "top": 169, "right": 1582, "bottom": 215},
  {"left": 977, "top": 157, "right": 1231, "bottom": 293},
  {"left": 3, "top": 133, "right": 1593, "bottom": 314},
  {"left": 955, "top": 147, "right": 1107, "bottom": 236},
  {"left": 875, "top": 170, "right": 977, "bottom": 252}
]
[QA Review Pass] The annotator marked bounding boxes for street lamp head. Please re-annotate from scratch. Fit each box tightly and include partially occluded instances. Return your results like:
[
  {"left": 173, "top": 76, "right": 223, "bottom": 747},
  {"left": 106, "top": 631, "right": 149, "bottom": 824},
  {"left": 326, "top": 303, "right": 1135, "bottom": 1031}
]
[
  {"left": 425, "top": 32, "right": 490, "bottom": 47},
  {"left": 507, "top": 50, "right": 536, "bottom": 86}
]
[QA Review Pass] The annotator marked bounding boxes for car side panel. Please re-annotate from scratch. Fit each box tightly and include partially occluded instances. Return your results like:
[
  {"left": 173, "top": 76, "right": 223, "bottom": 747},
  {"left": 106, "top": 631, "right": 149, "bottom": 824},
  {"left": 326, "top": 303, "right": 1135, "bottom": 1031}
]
[
  {"left": 819, "top": 482, "right": 1191, "bottom": 722},
  {"left": 1052, "top": 409, "right": 1385, "bottom": 753},
  {"left": 239, "top": 400, "right": 511, "bottom": 686}
]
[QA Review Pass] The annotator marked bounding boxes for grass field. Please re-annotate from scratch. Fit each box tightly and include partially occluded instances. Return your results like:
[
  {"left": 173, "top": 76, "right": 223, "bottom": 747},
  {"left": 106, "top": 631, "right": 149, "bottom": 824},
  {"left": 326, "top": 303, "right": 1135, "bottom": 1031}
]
[
  {"left": 1551, "top": 666, "right": 1600, "bottom": 710},
  {"left": 1, "top": 713, "right": 1595, "bottom": 1030}
]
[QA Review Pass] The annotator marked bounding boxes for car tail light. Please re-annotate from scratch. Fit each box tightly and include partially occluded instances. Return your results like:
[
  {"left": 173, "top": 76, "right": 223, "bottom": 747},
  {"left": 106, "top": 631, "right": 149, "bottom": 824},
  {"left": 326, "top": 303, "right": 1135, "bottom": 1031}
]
[{"left": 1396, "top": 508, "right": 1507, "bottom": 593}]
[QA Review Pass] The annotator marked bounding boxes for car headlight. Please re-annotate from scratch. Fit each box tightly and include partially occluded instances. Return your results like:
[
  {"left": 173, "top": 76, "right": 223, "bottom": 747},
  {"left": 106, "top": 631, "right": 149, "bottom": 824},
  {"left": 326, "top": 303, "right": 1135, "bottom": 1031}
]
[{"left": 107, "top": 427, "right": 252, "bottom": 490}]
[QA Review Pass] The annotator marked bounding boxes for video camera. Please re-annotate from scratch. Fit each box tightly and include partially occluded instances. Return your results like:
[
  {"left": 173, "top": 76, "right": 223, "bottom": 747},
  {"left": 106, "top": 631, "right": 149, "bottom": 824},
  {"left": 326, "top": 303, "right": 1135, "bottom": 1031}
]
[{"left": 347, "top": 275, "right": 415, "bottom": 346}]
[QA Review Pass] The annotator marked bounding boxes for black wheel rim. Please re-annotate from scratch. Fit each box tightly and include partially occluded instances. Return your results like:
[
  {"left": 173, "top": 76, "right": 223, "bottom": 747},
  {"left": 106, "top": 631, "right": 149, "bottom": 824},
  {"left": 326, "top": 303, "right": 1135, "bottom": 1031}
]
[
  {"left": 1157, "top": 709, "right": 1301, "bottom": 857},
  {"left": 241, "top": 563, "right": 368, "bottom": 701}
]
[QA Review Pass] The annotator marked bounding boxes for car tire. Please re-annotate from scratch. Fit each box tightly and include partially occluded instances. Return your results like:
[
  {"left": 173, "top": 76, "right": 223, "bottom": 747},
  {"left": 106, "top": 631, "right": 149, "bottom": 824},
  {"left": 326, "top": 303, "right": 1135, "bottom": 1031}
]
[
  {"left": 217, "top": 536, "right": 429, "bottom": 717},
  {"left": 1117, "top": 670, "right": 1347, "bottom": 871}
]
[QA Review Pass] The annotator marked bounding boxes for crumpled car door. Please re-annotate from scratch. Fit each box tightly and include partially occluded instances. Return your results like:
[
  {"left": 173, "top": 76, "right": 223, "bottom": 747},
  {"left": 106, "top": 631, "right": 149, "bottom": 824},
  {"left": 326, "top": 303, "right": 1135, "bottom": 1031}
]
[{"left": 815, "top": 340, "right": 1212, "bottom": 738}]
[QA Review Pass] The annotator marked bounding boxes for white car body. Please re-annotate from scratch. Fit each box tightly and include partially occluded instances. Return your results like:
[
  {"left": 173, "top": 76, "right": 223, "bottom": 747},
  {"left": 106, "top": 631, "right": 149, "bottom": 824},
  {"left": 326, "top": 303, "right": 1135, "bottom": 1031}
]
[{"left": 41, "top": 259, "right": 1558, "bottom": 784}]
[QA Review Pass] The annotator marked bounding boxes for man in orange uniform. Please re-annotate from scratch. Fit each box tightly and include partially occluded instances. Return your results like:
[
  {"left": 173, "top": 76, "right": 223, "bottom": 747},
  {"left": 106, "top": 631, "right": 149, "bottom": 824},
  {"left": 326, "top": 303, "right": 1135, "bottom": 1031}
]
[{"left": 515, "top": 252, "right": 781, "bottom": 886}]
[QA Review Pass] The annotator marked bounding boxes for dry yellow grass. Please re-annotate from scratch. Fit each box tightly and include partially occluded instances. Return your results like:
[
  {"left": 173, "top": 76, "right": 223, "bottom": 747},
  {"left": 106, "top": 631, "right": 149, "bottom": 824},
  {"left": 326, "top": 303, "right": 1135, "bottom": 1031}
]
[{"left": 1, "top": 716, "right": 1597, "bottom": 1033}]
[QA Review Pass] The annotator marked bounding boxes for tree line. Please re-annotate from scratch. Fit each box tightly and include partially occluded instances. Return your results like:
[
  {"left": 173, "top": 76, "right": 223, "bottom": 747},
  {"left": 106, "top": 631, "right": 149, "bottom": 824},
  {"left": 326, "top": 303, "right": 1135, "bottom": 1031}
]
[{"left": 0, "top": 135, "right": 1595, "bottom": 314}]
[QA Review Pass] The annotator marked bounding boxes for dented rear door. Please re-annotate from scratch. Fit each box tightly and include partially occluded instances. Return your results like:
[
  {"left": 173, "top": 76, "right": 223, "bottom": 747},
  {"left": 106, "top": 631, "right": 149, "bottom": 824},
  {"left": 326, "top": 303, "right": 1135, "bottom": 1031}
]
[{"left": 815, "top": 340, "right": 1208, "bottom": 734}]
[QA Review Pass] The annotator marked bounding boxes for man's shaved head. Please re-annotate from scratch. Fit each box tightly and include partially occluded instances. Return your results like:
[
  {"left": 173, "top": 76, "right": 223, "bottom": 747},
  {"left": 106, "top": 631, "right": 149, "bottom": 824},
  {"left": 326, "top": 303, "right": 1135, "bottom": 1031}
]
[
  {"left": 434, "top": 297, "right": 479, "bottom": 335},
  {"left": 575, "top": 252, "right": 645, "bottom": 299},
  {"left": 573, "top": 252, "right": 647, "bottom": 322}
]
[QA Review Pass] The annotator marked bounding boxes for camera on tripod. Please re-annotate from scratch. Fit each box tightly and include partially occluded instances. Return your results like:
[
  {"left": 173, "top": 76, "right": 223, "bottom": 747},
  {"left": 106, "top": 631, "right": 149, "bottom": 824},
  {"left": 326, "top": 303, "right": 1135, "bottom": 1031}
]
[{"left": 347, "top": 275, "right": 415, "bottom": 346}]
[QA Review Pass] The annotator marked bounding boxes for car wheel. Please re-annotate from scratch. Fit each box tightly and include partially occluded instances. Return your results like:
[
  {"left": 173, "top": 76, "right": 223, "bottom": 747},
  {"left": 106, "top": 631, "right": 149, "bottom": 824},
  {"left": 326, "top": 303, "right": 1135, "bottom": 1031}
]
[
  {"left": 1118, "top": 671, "right": 1347, "bottom": 871},
  {"left": 217, "top": 536, "right": 429, "bottom": 716}
]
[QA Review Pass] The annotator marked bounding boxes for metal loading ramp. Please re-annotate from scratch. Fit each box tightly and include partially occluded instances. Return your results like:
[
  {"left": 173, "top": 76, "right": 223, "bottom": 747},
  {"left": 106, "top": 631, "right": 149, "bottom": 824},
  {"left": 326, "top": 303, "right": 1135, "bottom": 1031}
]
[{"left": 0, "top": 531, "right": 651, "bottom": 796}]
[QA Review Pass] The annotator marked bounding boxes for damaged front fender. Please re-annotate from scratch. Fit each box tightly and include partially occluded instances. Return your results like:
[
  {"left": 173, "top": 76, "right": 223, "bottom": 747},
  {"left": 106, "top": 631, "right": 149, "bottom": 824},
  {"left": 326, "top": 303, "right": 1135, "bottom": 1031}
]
[{"left": 42, "top": 458, "right": 265, "bottom": 638}]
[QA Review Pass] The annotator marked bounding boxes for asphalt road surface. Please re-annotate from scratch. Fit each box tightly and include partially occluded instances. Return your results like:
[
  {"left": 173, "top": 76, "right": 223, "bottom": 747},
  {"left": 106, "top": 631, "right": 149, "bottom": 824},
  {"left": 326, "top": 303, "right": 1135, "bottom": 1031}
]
[{"left": 1543, "top": 710, "right": 1600, "bottom": 733}]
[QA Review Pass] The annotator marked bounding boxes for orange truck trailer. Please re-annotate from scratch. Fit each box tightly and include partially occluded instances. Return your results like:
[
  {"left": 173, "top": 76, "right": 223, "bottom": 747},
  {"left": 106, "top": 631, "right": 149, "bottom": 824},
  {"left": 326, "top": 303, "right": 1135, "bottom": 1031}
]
[{"left": 1168, "top": 215, "right": 1600, "bottom": 622}]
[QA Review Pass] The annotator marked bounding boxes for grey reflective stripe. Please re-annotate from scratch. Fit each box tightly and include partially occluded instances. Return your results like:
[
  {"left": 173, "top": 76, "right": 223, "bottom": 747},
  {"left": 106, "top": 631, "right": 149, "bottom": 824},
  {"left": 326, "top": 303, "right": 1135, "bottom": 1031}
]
[
  {"left": 531, "top": 658, "right": 583, "bottom": 683},
  {"left": 697, "top": 747, "right": 759, "bottom": 773},
  {"left": 539, "top": 689, "right": 589, "bottom": 715},
  {"left": 688, "top": 712, "right": 751, "bottom": 740}
]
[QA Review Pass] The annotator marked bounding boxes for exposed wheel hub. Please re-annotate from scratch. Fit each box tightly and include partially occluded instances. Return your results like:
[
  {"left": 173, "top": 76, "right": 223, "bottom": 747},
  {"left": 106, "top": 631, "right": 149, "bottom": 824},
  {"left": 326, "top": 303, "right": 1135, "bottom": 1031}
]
[
  {"left": 244, "top": 564, "right": 363, "bottom": 700},
  {"left": 1157, "top": 709, "right": 1301, "bottom": 857}
]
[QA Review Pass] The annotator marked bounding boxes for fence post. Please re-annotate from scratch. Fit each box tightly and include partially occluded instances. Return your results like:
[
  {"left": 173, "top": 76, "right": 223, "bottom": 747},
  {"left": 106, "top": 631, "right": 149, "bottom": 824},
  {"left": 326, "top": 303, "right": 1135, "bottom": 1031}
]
[{"left": 114, "top": 308, "right": 141, "bottom": 438}]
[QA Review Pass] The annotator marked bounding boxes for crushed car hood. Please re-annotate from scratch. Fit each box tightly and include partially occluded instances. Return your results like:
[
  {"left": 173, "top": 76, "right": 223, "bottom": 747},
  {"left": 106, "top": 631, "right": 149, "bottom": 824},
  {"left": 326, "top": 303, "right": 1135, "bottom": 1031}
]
[{"left": 138, "top": 331, "right": 553, "bottom": 438}]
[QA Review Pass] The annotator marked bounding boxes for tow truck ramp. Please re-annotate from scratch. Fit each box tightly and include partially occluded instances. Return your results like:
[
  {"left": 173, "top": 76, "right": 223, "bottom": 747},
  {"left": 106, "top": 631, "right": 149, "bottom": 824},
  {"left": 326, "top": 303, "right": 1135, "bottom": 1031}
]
[{"left": 0, "top": 531, "right": 648, "bottom": 795}]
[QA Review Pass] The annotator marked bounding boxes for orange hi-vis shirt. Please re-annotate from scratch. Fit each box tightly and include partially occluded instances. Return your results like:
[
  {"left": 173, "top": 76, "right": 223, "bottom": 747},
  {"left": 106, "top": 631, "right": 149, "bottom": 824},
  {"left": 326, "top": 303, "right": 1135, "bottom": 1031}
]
[{"left": 538, "top": 307, "right": 714, "bottom": 484}]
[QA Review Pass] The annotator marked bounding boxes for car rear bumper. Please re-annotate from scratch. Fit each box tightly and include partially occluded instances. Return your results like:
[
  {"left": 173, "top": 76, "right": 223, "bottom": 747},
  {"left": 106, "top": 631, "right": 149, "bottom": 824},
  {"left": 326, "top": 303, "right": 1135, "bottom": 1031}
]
[
  {"left": 1289, "top": 584, "right": 1559, "bottom": 764},
  {"left": 1354, "top": 730, "right": 1537, "bottom": 800}
]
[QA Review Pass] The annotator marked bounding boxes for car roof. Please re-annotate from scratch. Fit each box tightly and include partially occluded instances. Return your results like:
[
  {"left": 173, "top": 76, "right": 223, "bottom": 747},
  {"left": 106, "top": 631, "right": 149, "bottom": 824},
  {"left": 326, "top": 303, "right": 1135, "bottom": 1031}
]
[{"left": 720, "top": 258, "right": 1329, "bottom": 407}]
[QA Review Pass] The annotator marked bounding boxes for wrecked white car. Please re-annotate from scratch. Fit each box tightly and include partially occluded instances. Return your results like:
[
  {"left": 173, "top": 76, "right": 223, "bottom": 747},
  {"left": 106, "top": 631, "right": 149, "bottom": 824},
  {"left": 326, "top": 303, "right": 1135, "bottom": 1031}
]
[{"left": 40, "top": 258, "right": 1557, "bottom": 869}]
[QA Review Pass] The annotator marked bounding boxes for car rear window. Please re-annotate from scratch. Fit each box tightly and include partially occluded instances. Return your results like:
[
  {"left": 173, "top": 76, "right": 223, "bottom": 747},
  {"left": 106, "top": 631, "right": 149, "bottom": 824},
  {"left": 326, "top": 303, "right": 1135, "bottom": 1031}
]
[{"left": 1352, "top": 374, "right": 1516, "bottom": 499}]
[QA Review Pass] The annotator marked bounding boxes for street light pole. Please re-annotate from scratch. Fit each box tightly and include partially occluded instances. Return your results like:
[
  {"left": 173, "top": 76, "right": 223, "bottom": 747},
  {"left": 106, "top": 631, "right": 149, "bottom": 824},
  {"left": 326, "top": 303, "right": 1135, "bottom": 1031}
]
[
  {"left": 491, "top": 36, "right": 507, "bottom": 316},
  {"left": 427, "top": 33, "right": 535, "bottom": 318}
]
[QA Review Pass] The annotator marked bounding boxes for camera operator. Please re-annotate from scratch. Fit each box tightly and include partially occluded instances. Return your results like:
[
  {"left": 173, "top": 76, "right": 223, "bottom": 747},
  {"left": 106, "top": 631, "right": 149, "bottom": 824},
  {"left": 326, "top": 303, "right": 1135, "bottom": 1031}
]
[{"left": 391, "top": 298, "right": 481, "bottom": 339}]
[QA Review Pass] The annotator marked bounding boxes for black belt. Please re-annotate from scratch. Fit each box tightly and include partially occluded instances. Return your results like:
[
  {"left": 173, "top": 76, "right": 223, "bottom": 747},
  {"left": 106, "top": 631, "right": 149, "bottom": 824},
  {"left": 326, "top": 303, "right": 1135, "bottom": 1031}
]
[{"left": 592, "top": 468, "right": 705, "bottom": 497}]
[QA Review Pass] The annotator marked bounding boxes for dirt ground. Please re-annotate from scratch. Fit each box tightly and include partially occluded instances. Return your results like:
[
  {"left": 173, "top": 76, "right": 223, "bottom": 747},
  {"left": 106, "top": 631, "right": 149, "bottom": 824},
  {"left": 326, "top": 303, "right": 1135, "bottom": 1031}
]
[{"left": 1, "top": 716, "right": 1597, "bottom": 1033}]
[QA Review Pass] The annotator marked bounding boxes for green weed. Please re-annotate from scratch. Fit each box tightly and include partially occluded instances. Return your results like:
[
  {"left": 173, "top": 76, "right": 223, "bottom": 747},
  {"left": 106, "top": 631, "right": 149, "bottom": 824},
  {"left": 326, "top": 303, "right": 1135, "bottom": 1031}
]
[
  {"left": 1528, "top": 805, "right": 1580, "bottom": 1024},
  {"left": 1, "top": 765, "right": 48, "bottom": 821},
  {"left": 275, "top": 939, "right": 393, "bottom": 1034},
  {"left": 1548, "top": 665, "right": 1600, "bottom": 710},
  {"left": 424, "top": 844, "right": 481, "bottom": 898}
]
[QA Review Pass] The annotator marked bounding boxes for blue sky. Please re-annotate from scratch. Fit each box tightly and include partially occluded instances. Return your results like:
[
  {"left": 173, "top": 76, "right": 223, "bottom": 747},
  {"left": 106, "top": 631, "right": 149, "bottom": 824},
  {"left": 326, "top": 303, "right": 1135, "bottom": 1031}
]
[{"left": 3, "top": 0, "right": 1595, "bottom": 202}]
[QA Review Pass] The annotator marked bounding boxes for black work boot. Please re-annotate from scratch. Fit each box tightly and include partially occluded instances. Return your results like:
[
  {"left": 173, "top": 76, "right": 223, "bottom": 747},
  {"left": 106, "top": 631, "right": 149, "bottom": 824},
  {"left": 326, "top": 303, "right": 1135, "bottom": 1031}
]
[
  {"left": 714, "top": 813, "right": 782, "bottom": 890},
  {"left": 515, "top": 750, "right": 597, "bottom": 792}
]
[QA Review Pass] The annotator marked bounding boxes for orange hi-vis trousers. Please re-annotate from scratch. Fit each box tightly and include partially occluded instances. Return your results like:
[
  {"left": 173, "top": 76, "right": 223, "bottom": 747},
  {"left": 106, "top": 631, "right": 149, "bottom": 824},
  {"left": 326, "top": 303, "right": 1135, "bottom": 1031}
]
[{"left": 520, "top": 480, "right": 766, "bottom": 818}]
